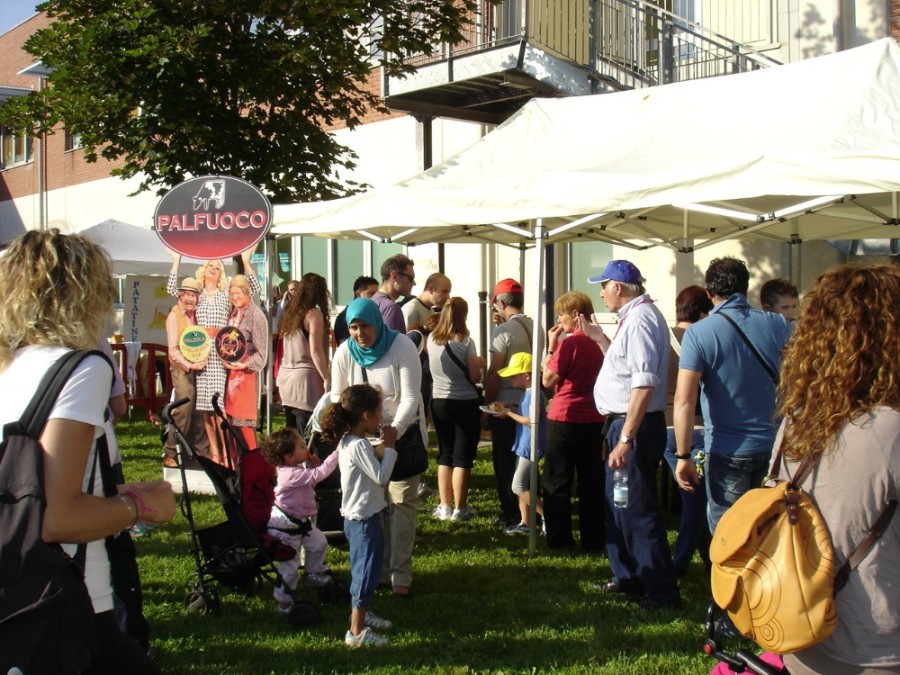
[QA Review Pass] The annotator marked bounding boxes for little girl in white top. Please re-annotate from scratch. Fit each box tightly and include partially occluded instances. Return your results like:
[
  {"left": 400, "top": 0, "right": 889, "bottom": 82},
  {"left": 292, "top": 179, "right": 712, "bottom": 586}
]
[{"left": 319, "top": 384, "right": 397, "bottom": 648}]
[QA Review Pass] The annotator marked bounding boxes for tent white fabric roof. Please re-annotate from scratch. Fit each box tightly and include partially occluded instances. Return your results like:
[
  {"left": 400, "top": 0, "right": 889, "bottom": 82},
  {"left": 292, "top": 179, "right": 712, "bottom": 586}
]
[
  {"left": 273, "top": 38, "right": 900, "bottom": 249},
  {"left": 80, "top": 219, "right": 207, "bottom": 275}
]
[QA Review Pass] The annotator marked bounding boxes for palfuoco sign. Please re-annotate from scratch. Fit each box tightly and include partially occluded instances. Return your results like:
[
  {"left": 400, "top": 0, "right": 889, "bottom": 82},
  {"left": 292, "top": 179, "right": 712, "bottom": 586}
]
[{"left": 154, "top": 175, "right": 272, "bottom": 259}]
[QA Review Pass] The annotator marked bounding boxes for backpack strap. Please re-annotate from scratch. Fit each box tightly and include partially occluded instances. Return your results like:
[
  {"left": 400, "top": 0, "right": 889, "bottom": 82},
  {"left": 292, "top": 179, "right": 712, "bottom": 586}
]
[
  {"left": 14, "top": 350, "right": 106, "bottom": 439},
  {"left": 717, "top": 311, "right": 779, "bottom": 385},
  {"left": 833, "top": 499, "right": 897, "bottom": 594},
  {"left": 7, "top": 349, "right": 111, "bottom": 568}
]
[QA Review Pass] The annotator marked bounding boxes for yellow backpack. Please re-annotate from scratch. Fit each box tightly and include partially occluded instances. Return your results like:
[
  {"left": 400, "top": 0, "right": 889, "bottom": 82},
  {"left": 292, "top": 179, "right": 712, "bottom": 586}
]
[{"left": 710, "top": 429, "right": 896, "bottom": 654}]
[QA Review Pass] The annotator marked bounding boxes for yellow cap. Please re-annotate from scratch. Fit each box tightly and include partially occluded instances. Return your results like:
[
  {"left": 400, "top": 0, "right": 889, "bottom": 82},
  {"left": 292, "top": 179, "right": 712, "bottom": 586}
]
[{"left": 497, "top": 352, "right": 532, "bottom": 378}]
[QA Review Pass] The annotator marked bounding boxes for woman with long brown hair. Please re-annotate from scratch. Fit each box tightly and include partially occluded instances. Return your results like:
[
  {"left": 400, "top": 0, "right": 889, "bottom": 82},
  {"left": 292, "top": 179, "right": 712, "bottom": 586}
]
[
  {"left": 427, "top": 297, "right": 484, "bottom": 521},
  {"left": 276, "top": 272, "right": 331, "bottom": 432},
  {"left": 777, "top": 262, "right": 899, "bottom": 675}
]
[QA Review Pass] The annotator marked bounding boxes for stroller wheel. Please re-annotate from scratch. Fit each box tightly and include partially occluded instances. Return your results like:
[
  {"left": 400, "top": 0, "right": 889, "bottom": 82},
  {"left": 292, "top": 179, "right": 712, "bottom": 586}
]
[
  {"left": 286, "top": 601, "right": 320, "bottom": 629},
  {"left": 185, "top": 588, "right": 220, "bottom": 614}
]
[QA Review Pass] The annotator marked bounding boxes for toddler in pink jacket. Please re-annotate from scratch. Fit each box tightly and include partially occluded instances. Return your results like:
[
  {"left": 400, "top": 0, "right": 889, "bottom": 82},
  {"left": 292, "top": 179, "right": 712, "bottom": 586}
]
[{"left": 260, "top": 428, "right": 339, "bottom": 612}]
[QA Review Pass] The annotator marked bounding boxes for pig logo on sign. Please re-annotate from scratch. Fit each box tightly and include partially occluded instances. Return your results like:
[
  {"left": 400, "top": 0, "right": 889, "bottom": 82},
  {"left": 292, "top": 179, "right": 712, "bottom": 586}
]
[{"left": 193, "top": 179, "right": 226, "bottom": 210}]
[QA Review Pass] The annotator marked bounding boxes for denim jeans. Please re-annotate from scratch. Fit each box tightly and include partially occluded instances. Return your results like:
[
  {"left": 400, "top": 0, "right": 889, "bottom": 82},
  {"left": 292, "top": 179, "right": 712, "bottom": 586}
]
[
  {"left": 344, "top": 513, "right": 384, "bottom": 610},
  {"left": 663, "top": 428, "right": 710, "bottom": 570},
  {"left": 705, "top": 451, "right": 771, "bottom": 532}
]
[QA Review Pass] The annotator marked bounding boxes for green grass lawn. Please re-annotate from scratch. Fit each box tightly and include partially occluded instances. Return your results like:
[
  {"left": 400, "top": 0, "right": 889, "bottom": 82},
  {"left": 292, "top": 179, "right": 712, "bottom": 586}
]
[{"left": 118, "top": 416, "right": 734, "bottom": 674}]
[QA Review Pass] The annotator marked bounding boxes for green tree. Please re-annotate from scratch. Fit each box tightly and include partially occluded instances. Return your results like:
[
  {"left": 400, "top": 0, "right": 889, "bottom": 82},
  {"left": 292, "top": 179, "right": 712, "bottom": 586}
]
[{"left": 0, "top": 0, "right": 477, "bottom": 201}]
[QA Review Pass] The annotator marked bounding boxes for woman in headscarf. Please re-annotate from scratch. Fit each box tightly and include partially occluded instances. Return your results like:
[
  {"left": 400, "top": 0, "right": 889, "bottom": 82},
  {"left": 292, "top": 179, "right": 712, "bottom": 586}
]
[{"left": 330, "top": 298, "right": 426, "bottom": 597}]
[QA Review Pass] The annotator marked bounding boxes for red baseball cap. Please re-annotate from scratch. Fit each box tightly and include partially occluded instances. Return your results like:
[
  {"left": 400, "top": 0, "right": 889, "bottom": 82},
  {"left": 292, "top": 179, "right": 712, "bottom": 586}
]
[{"left": 492, "top": 278, "right": 523, "bottom": 303}]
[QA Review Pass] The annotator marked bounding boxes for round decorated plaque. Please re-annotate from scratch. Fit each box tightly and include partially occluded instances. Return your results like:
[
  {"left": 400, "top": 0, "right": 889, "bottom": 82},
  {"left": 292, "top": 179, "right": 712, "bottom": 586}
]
[
  {"left": 179, "top": 327, "right": 210, "bottom": 363},
  {"left": 215, "top": 325, "right": 248, "bottom": 363}
]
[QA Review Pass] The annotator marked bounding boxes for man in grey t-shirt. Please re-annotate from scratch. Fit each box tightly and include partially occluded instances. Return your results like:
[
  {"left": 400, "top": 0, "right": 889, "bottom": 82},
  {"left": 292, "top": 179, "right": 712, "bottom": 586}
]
[{"left": 484, "top": 278, "right": 533, "bottom": 527}]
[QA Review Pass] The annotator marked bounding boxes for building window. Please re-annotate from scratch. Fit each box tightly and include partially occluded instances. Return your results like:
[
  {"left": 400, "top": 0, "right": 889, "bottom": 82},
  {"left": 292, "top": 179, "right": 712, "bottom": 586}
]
[
  {"left": 0, "top": 126, "right": 33, "bottom": 168},
  {"left": 64, "top": 130, "right": 83, "bottom": 151}
]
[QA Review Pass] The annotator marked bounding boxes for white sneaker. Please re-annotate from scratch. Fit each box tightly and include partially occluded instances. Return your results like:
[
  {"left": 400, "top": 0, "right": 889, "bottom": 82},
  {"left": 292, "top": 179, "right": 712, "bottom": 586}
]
[
  {"left": 344, "top": 627, "right": 388, "bottom": 648},
  {"left": 451, "top": 506, "right": 478, "bottom": 521},
  {"left": 364, "top": 611, "right": 393, "bottom": 631},
  {"left": 303, "top": 572, "right": 333, "bottom": 588},
  {"left": 431, "top": 504, "right": 452, "bottom": 521}
]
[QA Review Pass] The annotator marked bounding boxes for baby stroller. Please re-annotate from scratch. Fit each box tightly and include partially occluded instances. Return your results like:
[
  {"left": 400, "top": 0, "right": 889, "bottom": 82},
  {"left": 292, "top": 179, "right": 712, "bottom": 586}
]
[
  {"left": 702, "top": 601, "right": 786, "bottom": 675},
  {"left": 162, "top": 396, "right": 321, "bottom": 628}
]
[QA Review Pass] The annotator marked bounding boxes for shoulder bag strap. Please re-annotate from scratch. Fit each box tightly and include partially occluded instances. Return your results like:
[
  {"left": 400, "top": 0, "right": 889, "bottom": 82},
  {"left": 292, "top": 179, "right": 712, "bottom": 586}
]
[
  {"left": 668, "top": 327, "right": 682, "bottom": 358},
  {"left": 717, "top": 311, "right": 779, "bottom": 385},
  {"left": 511, "top": 317, "right": 532, "bottom": 350},
  {"left": 443, "top": 343, "right": 479, "bottom": 394}
]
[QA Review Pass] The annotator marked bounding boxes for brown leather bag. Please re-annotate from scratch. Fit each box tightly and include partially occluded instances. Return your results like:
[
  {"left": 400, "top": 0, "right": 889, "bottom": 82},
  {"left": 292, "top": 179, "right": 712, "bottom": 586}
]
[{"left": 710, "top": 424, "right": 896, "bottom": 654}]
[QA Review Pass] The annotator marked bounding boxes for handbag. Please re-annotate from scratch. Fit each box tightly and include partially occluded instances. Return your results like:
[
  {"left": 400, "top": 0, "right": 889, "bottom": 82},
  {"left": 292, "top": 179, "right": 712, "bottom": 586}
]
[
  {"left": 710, "top": 425, "right": 897, "bottom": 653},
  {"left": 442, "top": 343, "right": 484, "bottom": 405},
  {"left": 358, "top": 366, "right": 428, "bottom": 481}
]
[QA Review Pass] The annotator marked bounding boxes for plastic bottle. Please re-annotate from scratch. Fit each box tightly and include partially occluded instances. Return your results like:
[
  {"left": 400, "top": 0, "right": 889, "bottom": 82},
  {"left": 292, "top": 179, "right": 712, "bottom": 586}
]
[{"left": 613, "top": 469, "right": 629, "bottom": 508}]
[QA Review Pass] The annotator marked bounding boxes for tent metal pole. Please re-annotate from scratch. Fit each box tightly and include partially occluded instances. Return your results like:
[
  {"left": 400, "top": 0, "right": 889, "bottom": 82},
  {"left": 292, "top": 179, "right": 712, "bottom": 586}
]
[
  {"left": 527, "top": 219, "right": 546, "bottom": 557},
  {"left": 264, "top": 235, "right": 274, "bottom": 436}
]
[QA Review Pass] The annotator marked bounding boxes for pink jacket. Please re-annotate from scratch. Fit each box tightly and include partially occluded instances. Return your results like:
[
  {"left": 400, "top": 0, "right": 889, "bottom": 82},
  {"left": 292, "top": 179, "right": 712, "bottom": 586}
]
[{"left": 273, "top": 451, "right": 339, "bottom": 519}]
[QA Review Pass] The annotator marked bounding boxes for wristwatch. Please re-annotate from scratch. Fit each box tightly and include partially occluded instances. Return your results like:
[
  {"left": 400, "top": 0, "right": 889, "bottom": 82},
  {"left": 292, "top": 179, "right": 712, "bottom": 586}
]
[{"left": 619, "top": 433, "right": 633, "bottom": 445}]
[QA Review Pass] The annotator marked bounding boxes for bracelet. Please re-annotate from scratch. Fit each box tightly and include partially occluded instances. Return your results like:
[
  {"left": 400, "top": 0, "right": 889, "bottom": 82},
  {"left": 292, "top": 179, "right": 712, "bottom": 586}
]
[
  {"left": 124, "top": 489, "right": 155, "bottom": 522},
  {"left": 674, "top": 452, "right": 693, "bottom": 460},
  {"left": 118, "top": 494, "right": 139, "bottom": 527}
]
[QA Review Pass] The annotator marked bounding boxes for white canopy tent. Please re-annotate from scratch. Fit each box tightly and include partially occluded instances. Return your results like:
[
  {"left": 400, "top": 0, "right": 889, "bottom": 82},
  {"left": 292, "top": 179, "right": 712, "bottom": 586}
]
[
  {"left": 273, "top": 39, "right": 900, "bottom": 553},
  {"left": 274, "top": 38, "right": 900, "bottom": 250},
  {"left": 80, "top": 219, "right": 207, "bottom": 276}
]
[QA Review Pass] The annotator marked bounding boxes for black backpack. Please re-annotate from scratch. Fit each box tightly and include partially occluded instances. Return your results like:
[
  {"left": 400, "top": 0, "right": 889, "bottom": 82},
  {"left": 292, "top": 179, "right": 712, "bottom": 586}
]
[{"left": 0, "top": 350, "right": 105, "bottom": 674}]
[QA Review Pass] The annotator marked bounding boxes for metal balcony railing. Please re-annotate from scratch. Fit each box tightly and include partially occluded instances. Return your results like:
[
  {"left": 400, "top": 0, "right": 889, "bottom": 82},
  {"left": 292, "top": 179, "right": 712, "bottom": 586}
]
[
  {"left": 392, "top": 0, "right": 780, "bottom": 91},
  {"left": 595, "top": 0, "right": 781, "bottom": 89}
]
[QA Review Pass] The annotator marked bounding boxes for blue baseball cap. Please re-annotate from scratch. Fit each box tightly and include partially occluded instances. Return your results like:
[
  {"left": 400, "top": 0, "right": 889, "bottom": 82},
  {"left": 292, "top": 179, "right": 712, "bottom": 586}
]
[{"left": 587, "top": 260, "right": 644, "bottom": 285}]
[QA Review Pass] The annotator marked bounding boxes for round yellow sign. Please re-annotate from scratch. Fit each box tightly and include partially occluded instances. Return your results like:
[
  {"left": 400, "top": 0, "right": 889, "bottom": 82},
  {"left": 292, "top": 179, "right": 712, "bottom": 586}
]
[{"left": 179, "top": 327, "right": 210, "bottom": 362}]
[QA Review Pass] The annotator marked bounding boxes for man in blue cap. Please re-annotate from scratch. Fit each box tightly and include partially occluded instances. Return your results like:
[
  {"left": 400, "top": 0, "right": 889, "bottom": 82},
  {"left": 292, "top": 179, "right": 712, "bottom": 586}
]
[{"left": 576, "top": 260, "right": 681, "bottom": 609}]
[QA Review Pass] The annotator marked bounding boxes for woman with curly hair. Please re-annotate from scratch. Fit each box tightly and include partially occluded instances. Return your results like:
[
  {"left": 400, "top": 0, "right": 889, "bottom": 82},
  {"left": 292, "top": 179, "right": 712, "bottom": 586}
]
[
  {"left": 777, "top": 262, "right": 899, "bottom": 675},
  {"left": 276, "top": 272, "right": 332, "bottom": 432},
  {"left": 0, "top": 230, "right": 176, "bottom": 673}
]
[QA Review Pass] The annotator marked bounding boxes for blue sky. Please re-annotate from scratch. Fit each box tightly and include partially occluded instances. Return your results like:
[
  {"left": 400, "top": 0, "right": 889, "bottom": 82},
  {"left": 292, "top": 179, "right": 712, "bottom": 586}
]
[{"left": 0, "top": 0, "right": 39, "bottom": 35}]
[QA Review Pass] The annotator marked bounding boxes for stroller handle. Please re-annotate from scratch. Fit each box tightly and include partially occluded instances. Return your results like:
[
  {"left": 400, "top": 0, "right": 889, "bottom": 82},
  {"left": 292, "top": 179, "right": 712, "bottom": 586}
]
[
  {"left": 162, "top": 397, "right": 191, "bottom": 424},
  {"left": 212, "top": 391, "right": 224, "bottom": 416}
]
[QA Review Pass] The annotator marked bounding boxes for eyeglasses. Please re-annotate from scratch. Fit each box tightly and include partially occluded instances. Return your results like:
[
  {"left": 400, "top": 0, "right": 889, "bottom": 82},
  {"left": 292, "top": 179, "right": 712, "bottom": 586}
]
[{"left": 397, "top": 271, "right": 416, "bottom": 284}]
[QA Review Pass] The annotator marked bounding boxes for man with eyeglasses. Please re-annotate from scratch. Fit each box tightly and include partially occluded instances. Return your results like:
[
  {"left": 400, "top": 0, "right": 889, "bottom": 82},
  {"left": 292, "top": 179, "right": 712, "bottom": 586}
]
[{"left": 371, "top": 254, "right": 416, "bottom": 332}]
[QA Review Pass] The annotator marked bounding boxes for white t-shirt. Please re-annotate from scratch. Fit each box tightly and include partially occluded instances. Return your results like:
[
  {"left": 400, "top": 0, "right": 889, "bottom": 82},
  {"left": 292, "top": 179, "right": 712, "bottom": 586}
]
[{"left": 0, "top": 345, "right": 114, "bottom": 613}]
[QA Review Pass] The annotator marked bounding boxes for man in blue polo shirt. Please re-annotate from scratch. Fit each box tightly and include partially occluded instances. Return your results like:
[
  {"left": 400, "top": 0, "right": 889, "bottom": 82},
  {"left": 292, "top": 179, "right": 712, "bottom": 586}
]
[{"left": 673, "top": 257, "right": 792, "bottom": 531}]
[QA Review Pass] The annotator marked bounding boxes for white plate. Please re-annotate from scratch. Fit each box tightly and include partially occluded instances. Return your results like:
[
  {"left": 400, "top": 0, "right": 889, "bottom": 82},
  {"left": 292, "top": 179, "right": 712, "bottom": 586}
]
[
  {"left": 479, "top": 405, "right": 504, "bottom": 416},
  {"left": 367, "top": 436, "right": 385, "bottom": 447}
]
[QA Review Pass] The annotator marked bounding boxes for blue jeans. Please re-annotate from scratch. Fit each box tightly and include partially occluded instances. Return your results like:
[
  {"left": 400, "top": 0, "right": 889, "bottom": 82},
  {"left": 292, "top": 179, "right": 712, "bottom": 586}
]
[
  {"left": 705, "top": 452, "right": 771, "bottom": 532},
  {"left": 344, "top": 513, "right": 384, "bottom": 610},
  {"left": 663, "top": 429, "right": 710, "bottom": 570}
]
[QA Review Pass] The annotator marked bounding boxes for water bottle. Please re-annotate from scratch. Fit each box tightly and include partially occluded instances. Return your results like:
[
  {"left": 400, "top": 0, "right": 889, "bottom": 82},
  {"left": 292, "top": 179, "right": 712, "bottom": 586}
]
[{"left": 613, "top": 469, "right": 629, "bottom": 508}]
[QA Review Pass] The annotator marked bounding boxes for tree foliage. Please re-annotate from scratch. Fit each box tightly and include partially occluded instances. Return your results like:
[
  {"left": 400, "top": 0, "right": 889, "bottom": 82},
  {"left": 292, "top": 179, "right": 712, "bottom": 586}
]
[{"left": 0, "top": 0, "right": 477, "bottom": 200}]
